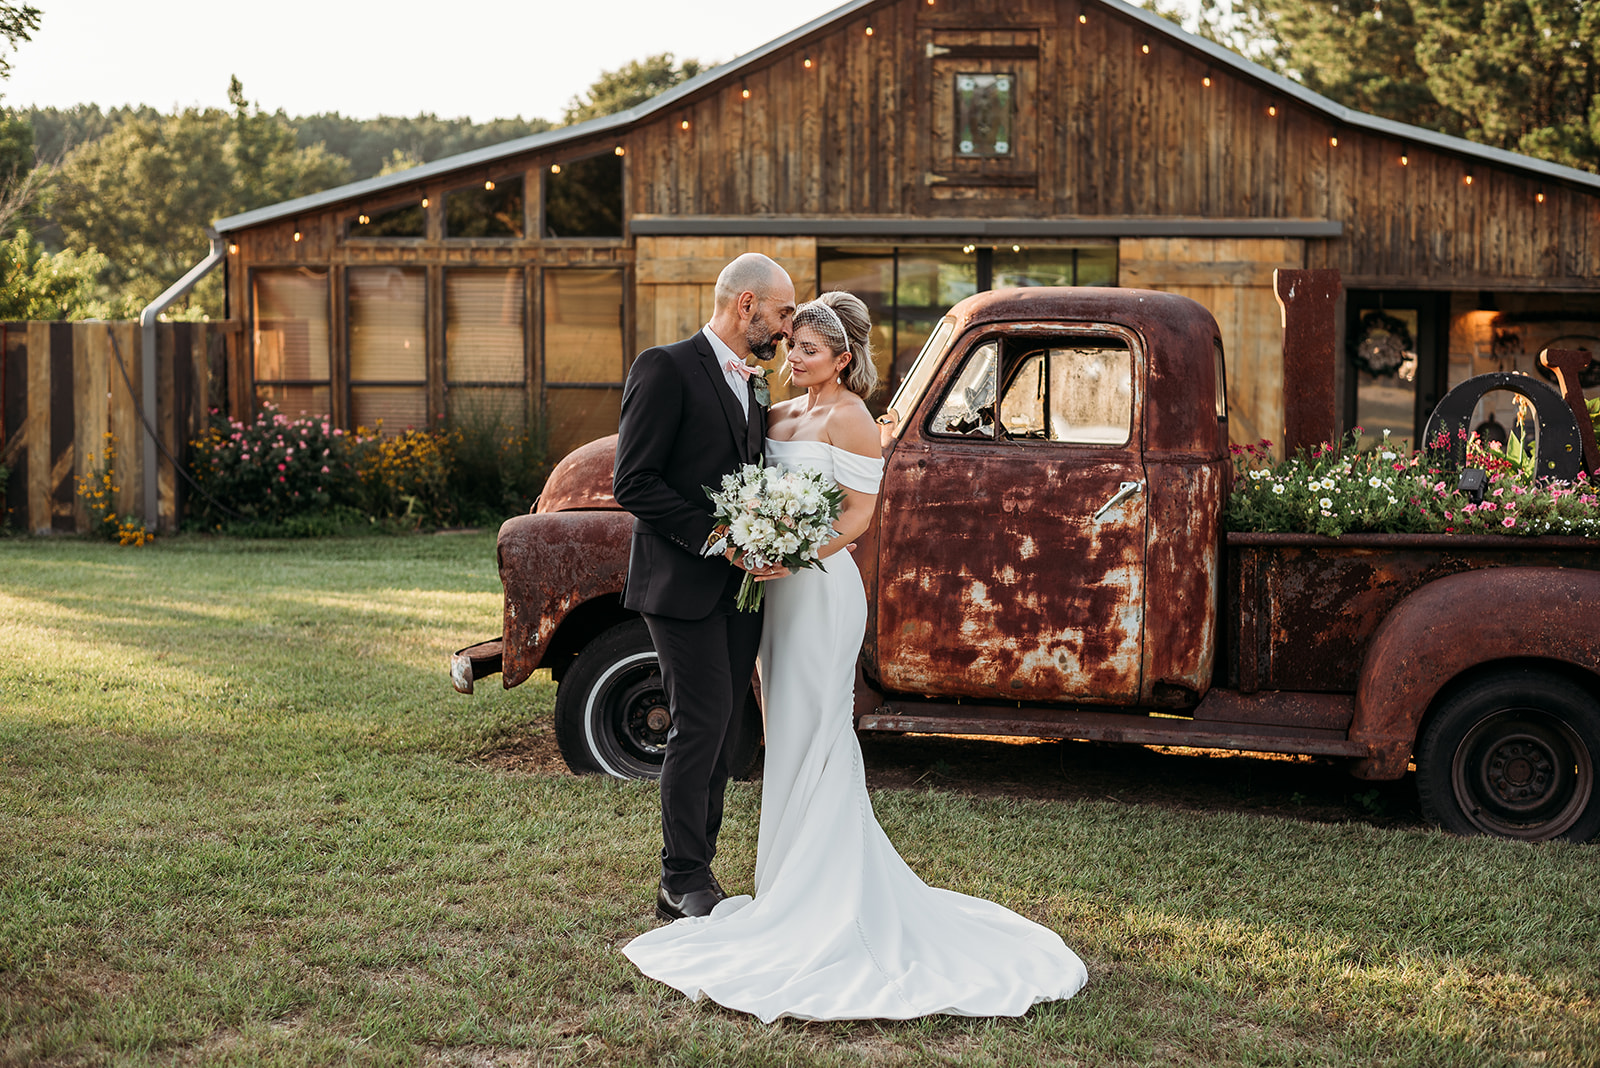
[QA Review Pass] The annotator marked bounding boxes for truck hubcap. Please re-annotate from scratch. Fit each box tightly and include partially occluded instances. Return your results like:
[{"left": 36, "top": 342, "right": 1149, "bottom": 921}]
[{"left": 1454, "top": 709, "right": 1592, "bottom": 840}]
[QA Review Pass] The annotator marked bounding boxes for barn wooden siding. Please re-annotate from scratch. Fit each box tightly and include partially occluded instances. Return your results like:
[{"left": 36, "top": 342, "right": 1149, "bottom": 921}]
[
  {"left": 0, "top": 322, "right": 225, "bottom": 533},
  {"left": 625, "top": 0, "right": 1600, "bottom": 290}
]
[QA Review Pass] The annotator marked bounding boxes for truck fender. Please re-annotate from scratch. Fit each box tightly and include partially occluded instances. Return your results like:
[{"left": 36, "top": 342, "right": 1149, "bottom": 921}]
[
  {"left": 1350, "top": 566, "right": 1600, "bottom": 779},
  {"left": 497, "top": 510, "right": 632, "bottom": 687}
]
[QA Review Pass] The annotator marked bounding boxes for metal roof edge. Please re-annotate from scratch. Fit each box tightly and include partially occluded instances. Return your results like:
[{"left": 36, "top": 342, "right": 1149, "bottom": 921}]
[{"left": 1097, "top": 0, "right": 1600, "bottom": 192}]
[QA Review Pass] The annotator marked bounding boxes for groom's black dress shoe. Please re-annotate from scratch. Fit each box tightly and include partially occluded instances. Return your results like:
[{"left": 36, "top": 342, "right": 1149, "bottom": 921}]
[{"left": 656, "top": 881, "right": 725, "bottom": 922}]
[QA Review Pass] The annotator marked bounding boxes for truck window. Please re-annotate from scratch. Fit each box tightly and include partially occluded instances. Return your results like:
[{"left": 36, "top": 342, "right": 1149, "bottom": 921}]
[
  {"left": 929, "top": 340, "right": 998, "bottom": 438},
  {"left": 998, "top": 338, "right": 1131, "bottom": 445},
  {"left": 1213, "top": 337, "right": 1228, "bottom": 421},
  {"left": 887, "top": 318, "right": 956, "bottom": 438}
]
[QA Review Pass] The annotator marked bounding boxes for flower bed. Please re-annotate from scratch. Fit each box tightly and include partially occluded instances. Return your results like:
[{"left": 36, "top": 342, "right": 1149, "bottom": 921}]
[{"left": 1225, "top": 430, "right": 1600, "bottom": 539}]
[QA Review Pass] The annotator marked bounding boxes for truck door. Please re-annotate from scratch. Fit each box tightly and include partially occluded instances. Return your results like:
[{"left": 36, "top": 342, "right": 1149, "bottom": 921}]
[{"left": 874, "top": 323, "right": 1147, "bottom": 704}]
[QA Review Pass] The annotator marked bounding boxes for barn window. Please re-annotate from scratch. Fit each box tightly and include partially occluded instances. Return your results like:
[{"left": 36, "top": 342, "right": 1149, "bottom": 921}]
[
  {"left": 253, "top": 267, "right": 331, "bottom": 416},
  {"left": 544, "top": 153, "right": 624, "bottom": 238},
  {"left": 347, "top": 267, "right": 427, "bottom": 432},
  {"left": 447, "top": 269, "right": 527, "bottom": 429},
  {"left": 543, "top": 268, "right": 625, "bottom": 456},
  {"left": 954, "top": 72, "right": 1014, "bottom": 157},
  {"left": 445, "top": 176, "right": 525, "bottom": 238},
  {"left": 348, "top": 201, "right": 426, "bottom": 238}
]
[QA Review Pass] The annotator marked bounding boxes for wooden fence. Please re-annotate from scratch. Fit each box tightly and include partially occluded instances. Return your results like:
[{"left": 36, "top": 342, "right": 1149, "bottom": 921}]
[{"left": 1, "top": 321, "right": 235, "bottom": 534}]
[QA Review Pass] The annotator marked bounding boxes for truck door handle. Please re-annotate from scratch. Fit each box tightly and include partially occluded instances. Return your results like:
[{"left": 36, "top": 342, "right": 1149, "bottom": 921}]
[{"left": 1093, "top": 480, "right": 1143, "bottom": 520}]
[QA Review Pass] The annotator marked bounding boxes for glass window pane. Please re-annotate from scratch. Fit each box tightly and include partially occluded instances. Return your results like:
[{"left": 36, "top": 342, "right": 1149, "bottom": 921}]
[
  {"left": 1077, "top": 247, "right": 1117, "bottom": 286},
  {"left": 896, "top": 248, "right": 976, "bottom": 395},
  {"left": 351, "top": 386, "right": 428, "bottom": 435},
  {"left": 1352, "top": 307, "right": 1420, "bottom": 449},
  {"left": 819, "top": 248, "right": 895, "bottom": 405},
  {"left": 448, "top": 386, "right": 526, "bottom": 433},
  {"left": 544, "top": 269, "right": 624, "bottom": 383},
  {"left": 256, "top": 383, "right": 329, "bottom": 417},
  {"left": 993, "top": 249, "right": 1075, "bottom": 288},
  {"left": 954, "top": 72, "right": 1014, "bottom": 157},
  {"left": 350, "top": 201, "right": 426, "bottom": 238},
  {"left": 448, "top": 270, "right": 524, "bottom": 383},
  {"left": 544, "top": 154, "right": 623, "bottom": 238},
  {"left": 253, "top": 268, "right": 329, "bottom": 381},
  {"left": 999, "top": 340, "right": 1131, "bottom": 445},
  {"left": 348, "top": 267, "right": 426, "bottom": 382},
  {"left": 546, "top": 386, "right": 621, "bottom": 459},
  {"left": 930, "top": 340, "right": 997, "bottom": 438},
  {"left": 887, "top": 318, "right": 955, "bottom": 435},
  {"left": 446, "top": 176, "right": 525, "bottom": 238}
]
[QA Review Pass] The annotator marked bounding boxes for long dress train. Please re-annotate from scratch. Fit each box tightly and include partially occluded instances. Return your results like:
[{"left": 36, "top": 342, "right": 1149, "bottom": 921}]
[{"left": 623, "top": 439, "right": 1088, "bottom": 1022}]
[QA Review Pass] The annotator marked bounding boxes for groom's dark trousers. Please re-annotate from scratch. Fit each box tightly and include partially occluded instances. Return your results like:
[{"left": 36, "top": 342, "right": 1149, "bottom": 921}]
[{"left": 613, "top": 330, "right": 765, "bottom": 896}]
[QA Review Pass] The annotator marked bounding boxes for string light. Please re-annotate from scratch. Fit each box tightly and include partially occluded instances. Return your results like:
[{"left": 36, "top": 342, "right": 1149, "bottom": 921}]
[
  {"left": 1141, "top": 42, "right": 1150, "bottom": 54},
  {"left": 1078, "top": 12, "right": 1087, "bottom": 23},
  {"left": 357, "top": 213, "right": 370, "bottom": 225},
  {"left": 865, "top": 25, "right": 873, "bottom": 36},
  {"left": 962, "top": 244, "right": 976, "bottom": 254},
  {"left": 741, "top": 84, "right": 750, "bottom": 99},
  {"left": 485, "top": 179, "right": 496, "bottom": 190},
  {"left": 421, "top": 196, "right": 429, "bottom": 207},
  {"left": 803, "top": 56, "right": 813, "bottom": 69},
  {"left": 1012, "top": 244, "right": 1021, "bottom": 252},
  {"left": 1202, "top": 72, "right": 1212, "bottom": 88},
  {"left": 1267, "top": 104, "right": 1278, "bottom": 117},
  {"left": 614, "top": 145, "right": 626, "bottom": 156},
  {"left": 1536, "top": 188, "right": 1547, "bottom": 204},
  {"left": 1399, "top": 149, "right": 1409, "bottom": 166},
  {"left": 1329, "top": 135, "right": 1339, "bottom": 148},
  {"left": 292, "top": 220, "right": 302, "bottom": 242},
  {"left": 1464, "top": 172, "right": 1474, "bottom": 186},
  {"left": 550, "top": 164, "right": 562, "bottom": 174},
  {"left": 681, "top": 118, "right": 691, "bottom": 130},
  {"left": 227, "top": 243, "right": 238, "bottom": 255}
]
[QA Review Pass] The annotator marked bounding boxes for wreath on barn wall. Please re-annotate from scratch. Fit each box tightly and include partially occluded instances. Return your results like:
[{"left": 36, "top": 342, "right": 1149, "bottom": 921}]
[{"left": 1351, "top": 311, "right": 1417, "bottom": 379}]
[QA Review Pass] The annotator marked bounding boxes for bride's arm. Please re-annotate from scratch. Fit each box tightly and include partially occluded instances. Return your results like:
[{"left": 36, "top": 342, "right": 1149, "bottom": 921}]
[{"left": 816, "top": 406, "right": 881, "bottom": 562}]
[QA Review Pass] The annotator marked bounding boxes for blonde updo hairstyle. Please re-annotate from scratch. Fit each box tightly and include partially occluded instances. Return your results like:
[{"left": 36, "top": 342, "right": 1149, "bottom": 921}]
[{"left": 792, "top": 290, "right": 879, "bottom": 399}]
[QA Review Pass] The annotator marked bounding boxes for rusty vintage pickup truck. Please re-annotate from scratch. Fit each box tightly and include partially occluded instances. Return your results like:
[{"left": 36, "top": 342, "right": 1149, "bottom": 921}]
[{"left": 454, "top": 287, "right": 1600, "bottom": 843}]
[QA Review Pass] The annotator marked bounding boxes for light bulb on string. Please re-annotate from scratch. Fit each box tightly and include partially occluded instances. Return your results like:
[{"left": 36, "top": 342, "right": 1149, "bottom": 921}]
[
  {"left": 550, "top": 164, "right": 562, "bottom": 174},
  {"left": 614, "top": 146, "right": 626, "bottom": 156},
  {"left": 1536, "top": 188, "right": 1546, "bottom": 204},
  {"left": 421, "top": 196, "right": 429, "bottom": 207},
  {"left": 485, "top": 179, "right": 495, "bottom": 190}
]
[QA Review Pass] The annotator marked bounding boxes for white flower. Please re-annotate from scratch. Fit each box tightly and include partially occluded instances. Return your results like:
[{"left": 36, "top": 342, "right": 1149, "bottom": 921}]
[
  {"left": 730, "top": 514, "right": 755, "bottom": 545},
  {"left": 1368, "top": 476, "right": 1383, "bottom": 488},
  {"left": 1272, "top": 484, "right": 1285, "bottom": 494},
  {"left": 775, "top": 532, "right": 801, "bottom": 555},
  {"left": 1319, "top": 497, "right": 1333, "bottom": 509}
]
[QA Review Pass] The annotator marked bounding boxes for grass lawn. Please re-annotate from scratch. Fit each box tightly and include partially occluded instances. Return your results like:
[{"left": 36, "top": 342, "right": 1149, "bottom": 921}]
[{"left": 1, "top": 533, "right": 1596, "bottom": 1067}]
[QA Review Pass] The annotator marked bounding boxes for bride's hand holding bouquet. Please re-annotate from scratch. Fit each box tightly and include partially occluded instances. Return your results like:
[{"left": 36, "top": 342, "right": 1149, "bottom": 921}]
[{"left": 703, "top": 460, "right": 845, "bottom": 611}]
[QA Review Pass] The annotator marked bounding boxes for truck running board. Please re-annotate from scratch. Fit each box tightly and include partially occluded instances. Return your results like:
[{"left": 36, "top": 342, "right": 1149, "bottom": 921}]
[
  {"left": 857, "top": 702, "right": 1369, "bottom": 758},
  {"left": 451, "top": 638, "right": 504, "bottom": 695}
]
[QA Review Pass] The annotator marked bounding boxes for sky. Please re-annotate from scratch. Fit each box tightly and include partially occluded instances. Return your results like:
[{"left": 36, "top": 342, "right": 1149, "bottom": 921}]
[{"left": 4, "top": 0, "right": 850, "bottom": 123}]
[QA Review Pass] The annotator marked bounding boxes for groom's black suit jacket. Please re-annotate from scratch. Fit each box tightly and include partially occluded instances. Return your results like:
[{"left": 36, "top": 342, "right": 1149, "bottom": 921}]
[{"left": 613, "top": 330, "right": 766, "bottom": 620}]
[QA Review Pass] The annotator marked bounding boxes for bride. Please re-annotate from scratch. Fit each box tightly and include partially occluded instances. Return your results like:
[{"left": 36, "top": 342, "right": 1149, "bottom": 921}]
[{"left": 623, "top": 291, "right": 1088, "bottom": 1022}]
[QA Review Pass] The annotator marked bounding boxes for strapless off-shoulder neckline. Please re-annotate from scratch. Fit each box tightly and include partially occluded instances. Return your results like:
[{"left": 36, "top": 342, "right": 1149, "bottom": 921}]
[{"left": 764, "top": 437, "right": 883, "bottom": 494}]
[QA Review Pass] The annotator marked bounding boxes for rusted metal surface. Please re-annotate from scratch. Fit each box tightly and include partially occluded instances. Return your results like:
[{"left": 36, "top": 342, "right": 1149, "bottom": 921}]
[
  {"left": 1227, "top": 532, "right": 1600, "bottom": 696},
  {"left": 1540, "top": 347, "right": 1600, "bottom": 475},
  {"left": 1274, "top": 268, "right": 1342, "bottom": 456},
  {"left": 1351, "top": 567, "right": 1600, "bottom": 780},
  {"left": 497, "top": 509, "right": 632, "bottom": 687},
  {"left": 857, "top": 702, "right": 1368, "bottom": 757},
  {"left": 535, "top": 434, "right": 623, "bottom": 514},
  {"left": 869, "top": 287, "right": 1224, "bottom": 706},
  {"left": 1192, "top": 689, "right": 1353, "bottom": 731},
  {"left": 450, "top": 638, "right": 503, "bottom": 695},
  {"left": 1141, "top": 459, "right": 1226, "bottom": 705}
]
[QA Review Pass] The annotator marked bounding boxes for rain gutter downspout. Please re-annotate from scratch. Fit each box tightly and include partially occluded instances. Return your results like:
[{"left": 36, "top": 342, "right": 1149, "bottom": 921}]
[{"left": 137, "top": 228, "right": 226, "bottom": 528}]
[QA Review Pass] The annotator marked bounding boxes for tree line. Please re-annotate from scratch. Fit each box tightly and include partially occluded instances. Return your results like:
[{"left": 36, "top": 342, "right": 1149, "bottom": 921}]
[{"left": 0, "top": 1, "right": 1594, "bottom": 322}]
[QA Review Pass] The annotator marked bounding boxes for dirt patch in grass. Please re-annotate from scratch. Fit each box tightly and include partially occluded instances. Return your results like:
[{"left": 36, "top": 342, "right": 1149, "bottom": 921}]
[{"left": 478, "top": 726, "right": 1422, "bottom": 830}]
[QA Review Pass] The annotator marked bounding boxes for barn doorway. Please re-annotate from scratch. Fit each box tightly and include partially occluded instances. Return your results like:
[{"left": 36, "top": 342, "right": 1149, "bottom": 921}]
[{"left": 1343, "top": 290, "right": 1450, "bottom": 450}]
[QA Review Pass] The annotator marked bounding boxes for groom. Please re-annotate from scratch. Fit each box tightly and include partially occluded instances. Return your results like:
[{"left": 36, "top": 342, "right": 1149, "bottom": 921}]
[{"left": 613, "top": 253, "right": 796, "bottom": 921}]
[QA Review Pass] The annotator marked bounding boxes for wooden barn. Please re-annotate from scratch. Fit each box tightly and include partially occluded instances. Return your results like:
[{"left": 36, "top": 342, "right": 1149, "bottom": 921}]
[{"left": 208, "top": 0, "right": 1600, "bottom": 462}]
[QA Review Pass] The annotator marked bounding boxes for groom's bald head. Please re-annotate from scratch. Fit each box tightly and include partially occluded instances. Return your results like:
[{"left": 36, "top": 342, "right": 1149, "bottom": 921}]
[{"left": 714, "top": 253, "right": 792, "bottom": 311}]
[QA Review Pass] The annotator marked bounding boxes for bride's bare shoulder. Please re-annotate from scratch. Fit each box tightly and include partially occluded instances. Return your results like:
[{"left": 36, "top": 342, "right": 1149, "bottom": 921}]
[{"left": 825, "top": 397, "right": 880, "bottom": 458}]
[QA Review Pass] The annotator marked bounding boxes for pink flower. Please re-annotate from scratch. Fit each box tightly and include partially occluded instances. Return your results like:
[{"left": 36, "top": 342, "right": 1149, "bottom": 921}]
[
  {"left": 1482, "top": 502, "right": 1497, "bottom": 512},
  {"left": 320, "top": 465, "right": 329, "bottom": 473},
  {"left": 1444, "top": 511, "right": 1453, "bottom": 520},
  {"left": 277, "top": 463, "right": 287, "bottom": 471},
  {"left": 1492, "top": 488, "right": 1503, "bottom": 498},
  {"left": 1463, "top": 504, "right": 1478, "bottom": 514},
  {"left": 278, "top": 475, "right": 286, "bottom": 483},
  {"left": 1503, "top": 517, "right": 1516, "bottom": 528},
  {"left": 1392, "top": 462, "right": 1405, "bottom": 471}
]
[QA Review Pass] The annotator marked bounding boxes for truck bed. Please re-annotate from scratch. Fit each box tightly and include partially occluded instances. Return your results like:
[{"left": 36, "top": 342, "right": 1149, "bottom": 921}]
[{"left": 1226, "top": 532, "right": 1600, "bottom": 694}]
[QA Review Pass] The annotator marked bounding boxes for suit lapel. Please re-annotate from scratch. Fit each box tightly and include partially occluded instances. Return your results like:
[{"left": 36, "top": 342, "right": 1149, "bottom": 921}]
[{"left": 694, "top": 331, "right": 752, "bottom": 463}]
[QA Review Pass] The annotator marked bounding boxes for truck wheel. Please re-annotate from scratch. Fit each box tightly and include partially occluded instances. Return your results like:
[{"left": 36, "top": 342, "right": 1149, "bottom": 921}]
[
  {"left": 553, "top": 619, "right": 763, "bottom": 782},
  {"left": 1415, "top": 669, "right": 1600, "bottom": 843}
]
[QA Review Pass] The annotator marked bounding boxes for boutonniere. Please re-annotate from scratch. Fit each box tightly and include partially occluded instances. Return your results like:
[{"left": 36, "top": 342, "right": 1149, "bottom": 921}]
[{"left": 751, "top": 365, "right": 776, "bottom": 408}]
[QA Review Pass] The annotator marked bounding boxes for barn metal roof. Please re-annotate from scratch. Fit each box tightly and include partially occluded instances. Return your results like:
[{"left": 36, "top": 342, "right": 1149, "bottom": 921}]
[{"left": 212, "top": 0, "right": 1600, "bottom": 233}]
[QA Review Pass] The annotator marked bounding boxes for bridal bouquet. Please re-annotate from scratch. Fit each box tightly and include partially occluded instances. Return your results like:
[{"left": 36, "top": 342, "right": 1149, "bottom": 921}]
[{"left": 704, "top": 460, "right": 845, "bottom": 611}]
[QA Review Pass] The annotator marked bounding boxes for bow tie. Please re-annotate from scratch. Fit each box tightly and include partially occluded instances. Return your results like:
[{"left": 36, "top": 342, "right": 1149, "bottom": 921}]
[{"left": 725, "top": 358, "right": 756, "bottom": 382}]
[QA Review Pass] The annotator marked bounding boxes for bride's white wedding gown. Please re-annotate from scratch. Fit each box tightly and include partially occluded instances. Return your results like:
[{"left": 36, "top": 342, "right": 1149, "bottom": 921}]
[{"left": 623, "top": 438, "right": 1088, "bottom": 1022}]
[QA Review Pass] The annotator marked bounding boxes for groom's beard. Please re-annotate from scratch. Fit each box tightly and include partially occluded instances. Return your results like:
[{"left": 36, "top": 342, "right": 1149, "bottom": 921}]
[{"left": 746, "top": 312, "right": 783, "bottom": 362}]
